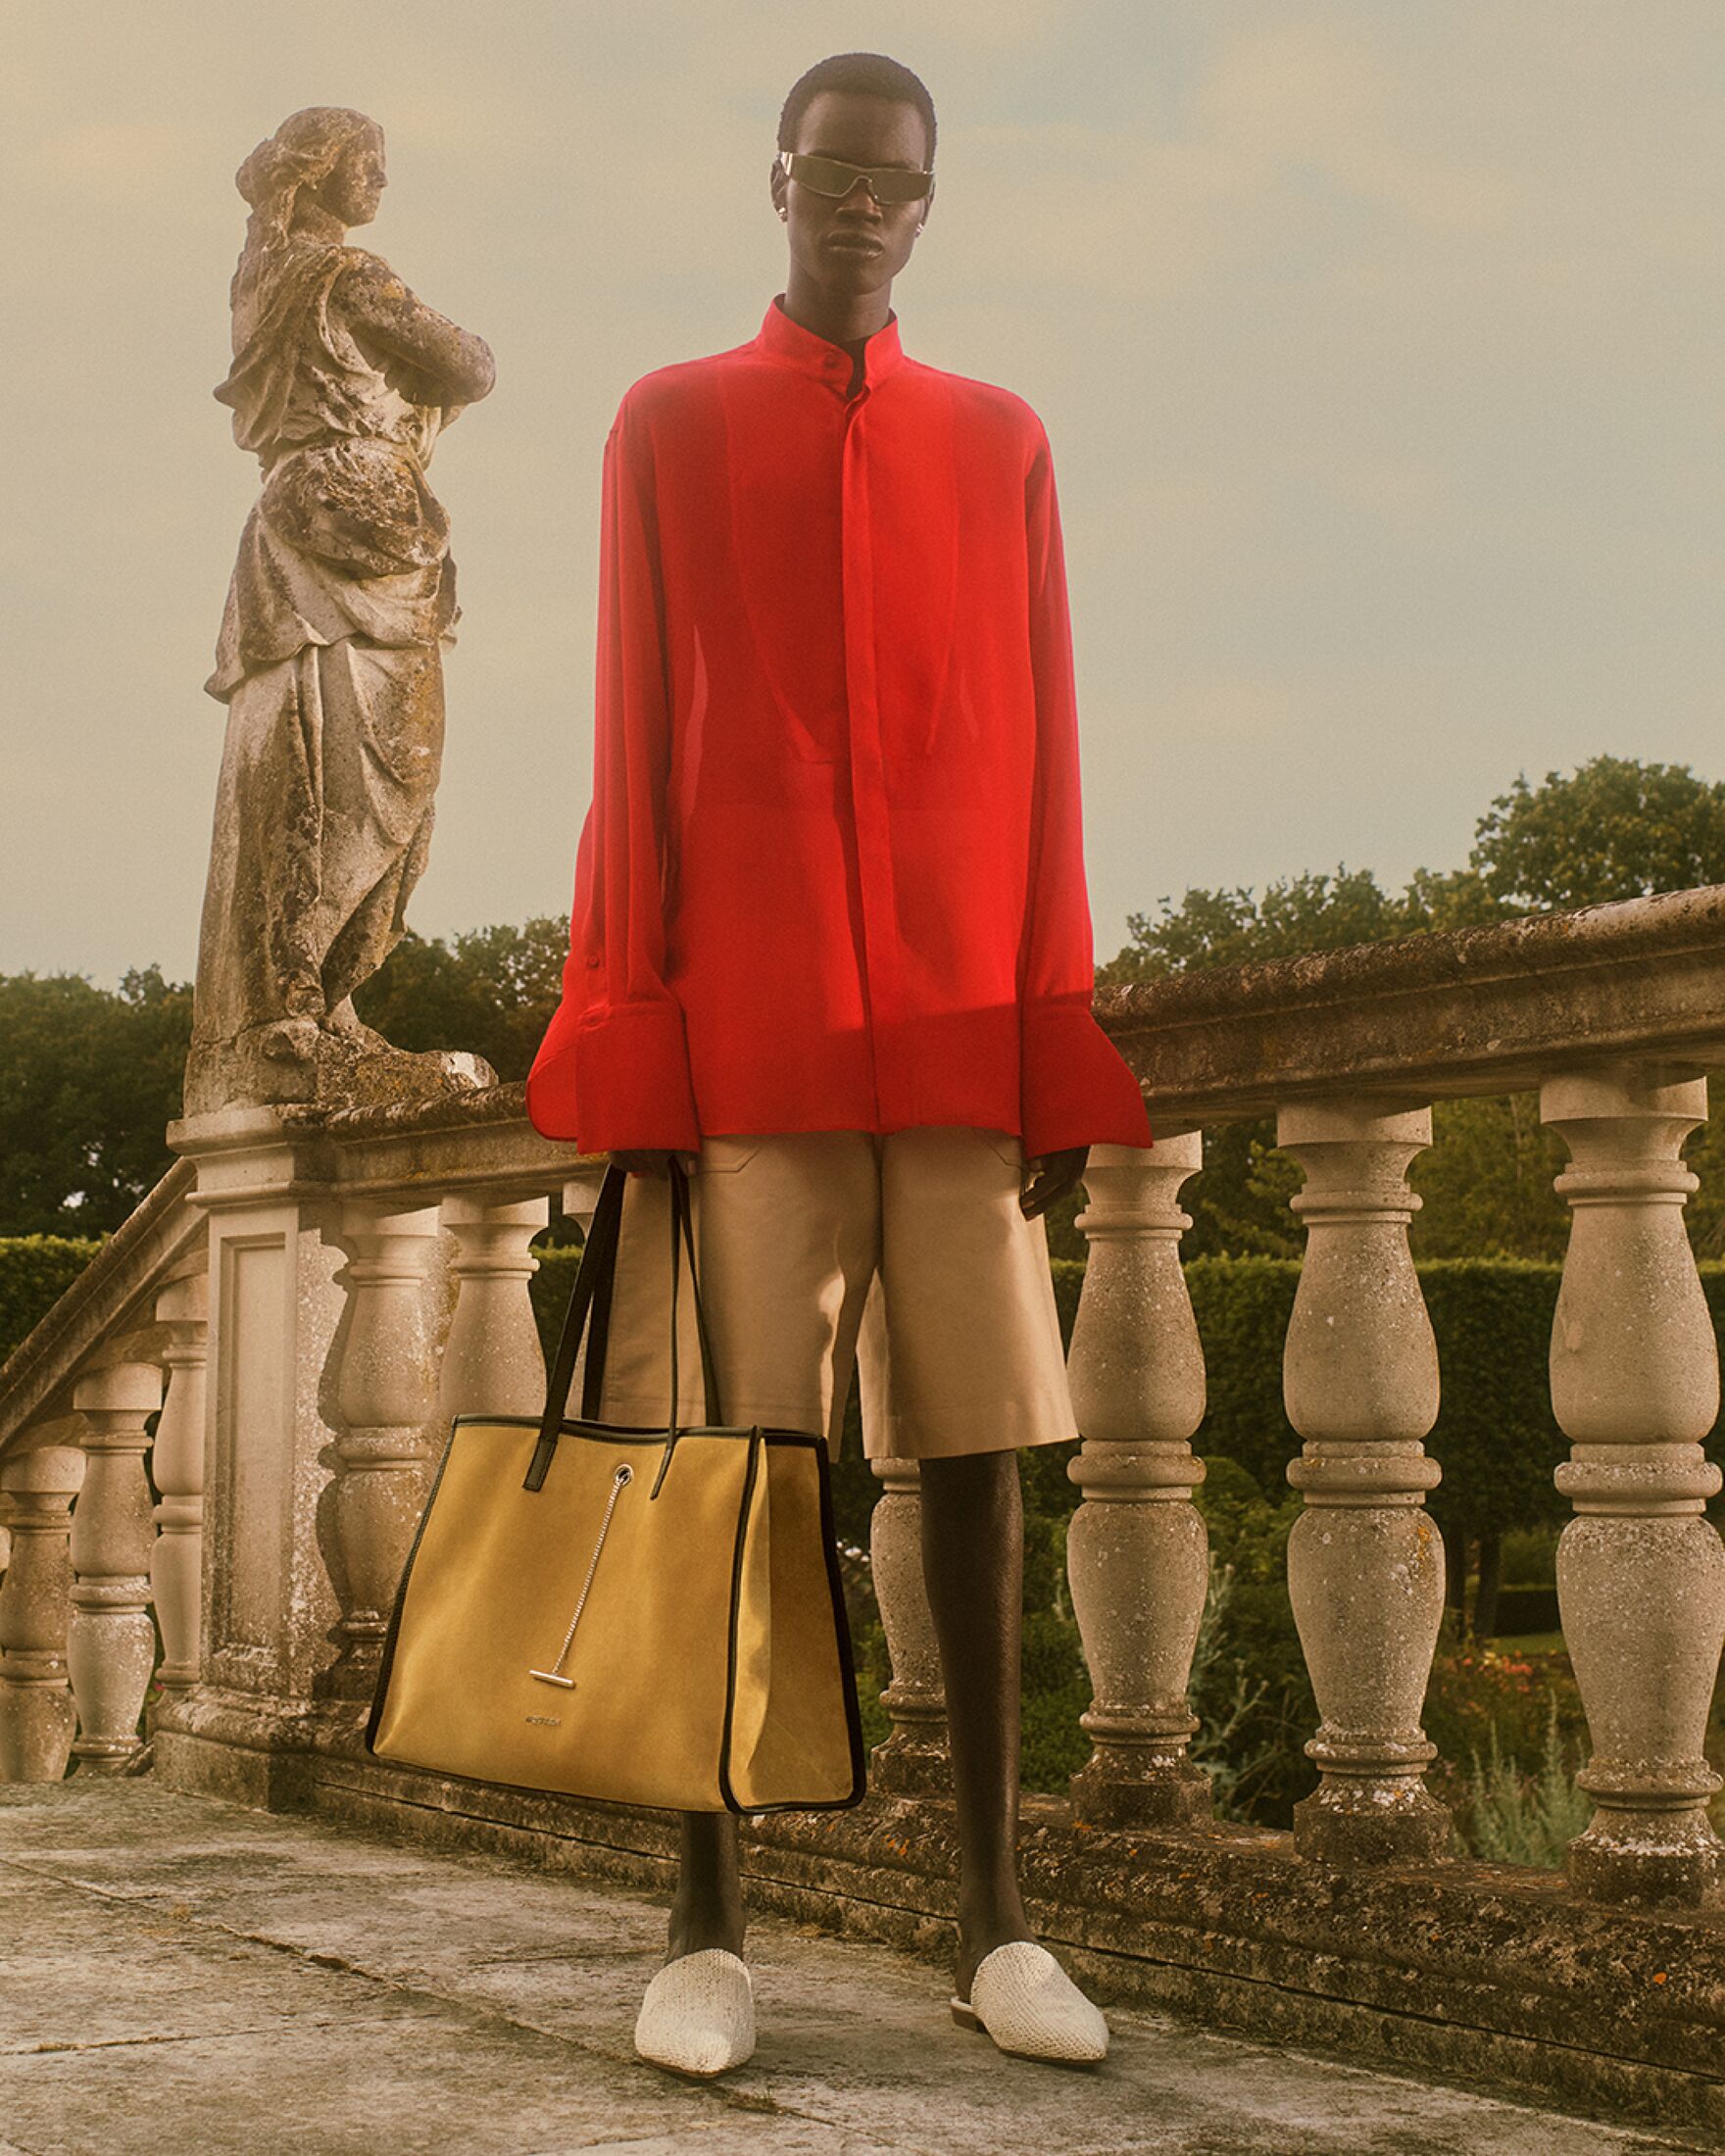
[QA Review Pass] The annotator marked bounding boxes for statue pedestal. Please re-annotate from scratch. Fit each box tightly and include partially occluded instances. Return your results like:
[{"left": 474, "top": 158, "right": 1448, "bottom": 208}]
[
  {"left": 184, "top": 1024, "right": 495, "bottom": 1118},
  {"left": 160, "top": 1107, "right": 353, "bottom": 1720},
  {"left": 158, "top": 1101, "right": 467, "bottom": 1775}
]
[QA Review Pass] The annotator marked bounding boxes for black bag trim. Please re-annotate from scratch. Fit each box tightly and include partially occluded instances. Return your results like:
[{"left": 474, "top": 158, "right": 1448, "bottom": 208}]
[
  {"left": 367, "top": 1410, "right": 867, "bottom": 1814},
  {"left": 716, "top": 1428, "right": 762, "bottom": 1812},
  {"left": 526, "top": 1158, "right": 723, "bottom": 1496}
]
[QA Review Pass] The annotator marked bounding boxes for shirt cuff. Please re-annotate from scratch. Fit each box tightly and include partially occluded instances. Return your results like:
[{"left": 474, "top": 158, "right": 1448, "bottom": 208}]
[
  {"left": 525, "top": 999, "right": 703, "bottom": 1154},
  {"left": 1021, "top": 996, "right": 1155, "bottom": 1160}
]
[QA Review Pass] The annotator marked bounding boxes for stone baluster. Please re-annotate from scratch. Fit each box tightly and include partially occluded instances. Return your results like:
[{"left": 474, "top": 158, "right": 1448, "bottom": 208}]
[
  {"left": 150, "top": 1273, "right": 209, "bottom": 1693},
  {"left": 867, "top": 1452, "right": 950, "bottom": 1795},
  {"left": 1279, "top": 1100, "right": 1450, "bottom": 1862},
  {"left": 320, "top": 1202, "right": 442, "bottom": 1700},
  {"left": 1541, "top": 1064, "right": 1725, "bottom": 1906},
  {"left": 68, "top": 1364, "right": 164, "bottom": 1773},
  {"left": 438, "top": 1195, "right": 550, "bottom": 1423},
  {"left": 1065, "top": 1135, "right": 1211, "bottom": 1827},
  {"left": 843, "top": 1205, "right": 947, "bottom": 1794},
  {"left": 0, "top": 1445, "right": 86, "bottom": 1781},
  {"left": 561, "top": 1164, "right": 610, "bottom": 1235}
]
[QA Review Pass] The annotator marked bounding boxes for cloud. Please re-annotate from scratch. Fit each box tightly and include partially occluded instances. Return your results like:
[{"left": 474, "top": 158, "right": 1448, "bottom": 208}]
[{"left": 3, "top": 0, "right": 1721, "bottom": 983}]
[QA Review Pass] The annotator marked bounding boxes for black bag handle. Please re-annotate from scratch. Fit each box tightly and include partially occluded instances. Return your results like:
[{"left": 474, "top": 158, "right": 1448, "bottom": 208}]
[
  {"left": 523, "top": 1156, "right": 724, "bottom": 1496},
  {"left": 650, "top": 1160, "right": 724, "bottom": 1496}
]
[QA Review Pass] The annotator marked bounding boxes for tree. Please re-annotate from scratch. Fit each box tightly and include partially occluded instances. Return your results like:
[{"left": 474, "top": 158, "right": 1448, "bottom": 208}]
[
  {"left": 353, "top": 916, "right": 569, "bottom": 1082},
  {"left": 1470, "top": 755, "right": 1725, "bottom": 911},
  {"left": 0, "top": 920, "right": 576, "bottom": 1239},
  {"left": 1098, "top": 865, "right": 1422, "bottom": 987},
  {"left": 0, "top": 966, "right": 192, "bottom": 1236},
  {"left": 1099, "top": 757, "right": 1725, "bottom": 1260},
  {"left": 1101, "top": 755, "right": 1725, "bottom": 1629},
  {"left": 10, "top": 757, "right": 1718, "bottom": 1250},
  {"left": 1409, "top": 1098, "right": 1571, "bottom": 1263}
]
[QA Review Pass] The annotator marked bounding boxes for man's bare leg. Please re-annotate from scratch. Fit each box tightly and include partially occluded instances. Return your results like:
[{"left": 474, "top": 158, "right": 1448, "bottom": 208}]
[
  {"left": 665, "top": 1813, "right": 746, "bottom": 1961},
  {"left": 629, "top": 1144, "right": 1074, "bottom": 1983},
  {"left": 917, "top": 1446, "right": 1034, "bottom": 1997},
  {"left": 609, "top": 1153, "right": 750, "bottom": 1969}
]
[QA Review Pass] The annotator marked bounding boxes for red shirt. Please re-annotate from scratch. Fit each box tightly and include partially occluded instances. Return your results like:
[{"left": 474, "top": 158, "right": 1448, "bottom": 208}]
[{"left": 525, "top": 296, "right": 1155, "bottom": 1161}]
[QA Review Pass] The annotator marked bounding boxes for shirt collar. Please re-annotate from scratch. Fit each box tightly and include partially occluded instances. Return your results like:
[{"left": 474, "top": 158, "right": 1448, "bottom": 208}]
[{"left": 755, "top": 294, "right": 908, "bottom": 390}]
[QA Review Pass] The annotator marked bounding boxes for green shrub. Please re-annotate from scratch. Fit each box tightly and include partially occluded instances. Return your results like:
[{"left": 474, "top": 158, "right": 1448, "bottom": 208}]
[
  {"left": 1425, "top": 1635, "right": 1587, "bottom": 1815},
  {"left": 1019, "top": 1601, "right": 1092, "bottom": 1793},
  {"left": 1457, "top": 1693, "right": 1592, "bottom": 1867},
  {"left": 1178, "top": 1258, "right": 1725, "bottom": 1544},
  {"left": 1183, "top": 1257, "right": 1301, "bottom": 1497},
  {"left": 1190, "top": 1456, "right": 1316, "bottom": 1824},
  {"left": 1420, "top": 1261, "right": 1568, "bottom": 1546},
  {"left": 0, "top": 1235, "right": 107, "bottom": 1363},
  {"left": 1492, "top": 1585, "right": 1560, "bottom": 1635},
  {"left": 1501, "top": 1526, "right": 1559, "bottom": 1585}
]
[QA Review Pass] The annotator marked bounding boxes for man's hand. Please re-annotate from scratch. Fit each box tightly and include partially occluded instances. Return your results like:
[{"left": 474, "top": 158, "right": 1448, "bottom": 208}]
[
  {"left": 611, "top": 1149, "right": 701, "bottom": 1178},
  {"left": 1020, "top": 1145, "right": 1089, "bottom": 1219}
]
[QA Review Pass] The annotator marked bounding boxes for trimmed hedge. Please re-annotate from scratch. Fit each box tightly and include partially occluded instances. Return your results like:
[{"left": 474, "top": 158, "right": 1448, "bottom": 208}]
[
  {"left": 1493, "top": 1585, "right": 1562, "bottom": 1635},
  {"left": 9, "top": 1224, "right": 1705, "bottom": 1812},
  {"left": 0, "top": 1235, "right": 108, "bottom": 1364},
  {"left": 527, "top": 1249, "right": 1725, "bottom": 1549},
  {"left": 1179, "top": 1257, "right": 1725, "bottom": 1539},
  {"left": 1421, "top": 1261, "right": 1568, "bottom": 1544},
  {"left": 1180, "top": 1257, "right": 1301, "bottom": 1498}
]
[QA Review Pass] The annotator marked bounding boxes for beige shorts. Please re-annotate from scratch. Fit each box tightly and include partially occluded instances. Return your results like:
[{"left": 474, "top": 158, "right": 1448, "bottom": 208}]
[{"left": 584, "top": 1126, "right": 1079, "bottom": 1463}]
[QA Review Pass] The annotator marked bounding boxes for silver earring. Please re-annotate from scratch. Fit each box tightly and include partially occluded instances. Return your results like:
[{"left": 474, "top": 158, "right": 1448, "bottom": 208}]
[
  {"left": 914, "top": 220, "right": 924, "bottom": 233},
  {"left": 778, "top": 208, "right": 788, "bottom": 220}
]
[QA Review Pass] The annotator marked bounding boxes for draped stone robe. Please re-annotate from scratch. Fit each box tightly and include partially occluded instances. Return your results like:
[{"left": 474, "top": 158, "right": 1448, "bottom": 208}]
[{"left": 190, "top": 236, "right": 459, "bottom": 1071}]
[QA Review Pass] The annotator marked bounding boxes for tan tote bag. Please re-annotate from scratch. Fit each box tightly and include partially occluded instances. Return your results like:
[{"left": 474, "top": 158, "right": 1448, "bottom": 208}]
[{"left": 366, "top": 1158, "right": 866, "bottom": 1813}]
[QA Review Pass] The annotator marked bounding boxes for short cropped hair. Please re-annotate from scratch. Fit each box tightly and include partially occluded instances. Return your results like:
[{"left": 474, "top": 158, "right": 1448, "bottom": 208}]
[{"left": 776, "top": 52, "right": 937, "bottom": 169}]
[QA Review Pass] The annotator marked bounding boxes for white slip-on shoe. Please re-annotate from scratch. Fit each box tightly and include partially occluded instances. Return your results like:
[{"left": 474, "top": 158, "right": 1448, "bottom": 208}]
[
  {"left": 950, "top": 1939, "right": 1109, "bottom": 2065},
  {"left": 633, "top": 1946, "right": 756, "bottom": 2079}
]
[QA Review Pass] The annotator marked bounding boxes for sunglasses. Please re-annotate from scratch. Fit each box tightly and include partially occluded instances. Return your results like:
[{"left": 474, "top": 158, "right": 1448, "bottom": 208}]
[{"left": 777, "top": 149, "right": 933, "bottom": 206}]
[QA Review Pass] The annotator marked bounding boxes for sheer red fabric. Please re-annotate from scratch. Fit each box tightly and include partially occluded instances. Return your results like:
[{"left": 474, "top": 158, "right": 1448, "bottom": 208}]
[{"left": 526, "top": 296, "right": 1154, "bottom": 1161}]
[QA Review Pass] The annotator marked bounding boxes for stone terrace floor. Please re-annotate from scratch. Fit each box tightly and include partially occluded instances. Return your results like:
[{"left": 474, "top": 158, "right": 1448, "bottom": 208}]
[{"left": 0, "top": 1779, "right": 1706, "bottom": 2156}]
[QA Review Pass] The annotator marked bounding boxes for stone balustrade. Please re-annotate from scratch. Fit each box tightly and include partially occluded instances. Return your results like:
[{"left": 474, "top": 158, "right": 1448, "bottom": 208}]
[
  {"left": 0, "top": 887, "right": 1722, "bottom": 2093},
  {"left": 1057, "top": 885, "right": 1725, "bottom": 1908}
]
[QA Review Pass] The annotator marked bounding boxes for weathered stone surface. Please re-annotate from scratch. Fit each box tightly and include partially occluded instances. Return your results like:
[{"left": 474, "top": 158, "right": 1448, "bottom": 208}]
[
  {"left": 865, "top": 1457, "right": 950, "bottom": 1797},
  {"left": 1100, "top": 885, "right": 1725, "bottom": 1120},
  {"left": 1278, "top": 1101, "right": 1451, "bottom": 1864},
  {"left": 1065, "top": 1136, "right": 1214, "bottom": 1830},
  {"left": 147, "top": 1700, "right": 1725, "bottom": 2142},
  {"left": 11, "top": 896, "right": 1725, "bottom": 2152},
  {"left": 1, "top": 1777, "right": 1703, "bottom": 2155},
  {"left": 1542, "top": 1066, "right": 1725, "bottom": 1910},
  {"left": 0, "top": 1447, "right": 84, "bottom": 1782},
  {"left": 186, "top": 106, "right": 496, "bottom": 1118}
]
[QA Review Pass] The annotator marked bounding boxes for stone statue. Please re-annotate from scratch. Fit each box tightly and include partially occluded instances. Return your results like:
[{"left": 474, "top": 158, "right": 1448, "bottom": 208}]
[{"left": 186, "top": 107, "right": 497, "bottom": 1115}]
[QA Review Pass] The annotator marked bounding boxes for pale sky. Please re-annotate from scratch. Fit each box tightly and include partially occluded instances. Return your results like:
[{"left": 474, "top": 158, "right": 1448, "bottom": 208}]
[{"left": 4, "top": 1, "right": 1720, "bottom": 986}]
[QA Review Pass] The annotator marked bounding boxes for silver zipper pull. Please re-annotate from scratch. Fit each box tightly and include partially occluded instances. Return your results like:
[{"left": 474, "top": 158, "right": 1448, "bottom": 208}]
[{"left": 529, "top": 1461, "right": 633, "bottom": 1688}]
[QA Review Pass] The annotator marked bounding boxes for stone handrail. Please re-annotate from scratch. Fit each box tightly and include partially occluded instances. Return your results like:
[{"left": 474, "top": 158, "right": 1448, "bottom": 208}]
[
  {"left": 0, "top": 1156, "right": 200, "bottom": 1447},
  {"left": 1, "top": 887, "right": 1721, "bottom": 2050},
  {"left": 1100, "top": 884, "right": 1725, "bottom": 1120}
]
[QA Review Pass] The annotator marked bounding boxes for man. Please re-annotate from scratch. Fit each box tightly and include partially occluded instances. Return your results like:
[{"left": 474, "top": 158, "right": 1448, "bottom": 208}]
[{"left": 526, "top": 51, "right": 1154, "bottom": 2078}]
